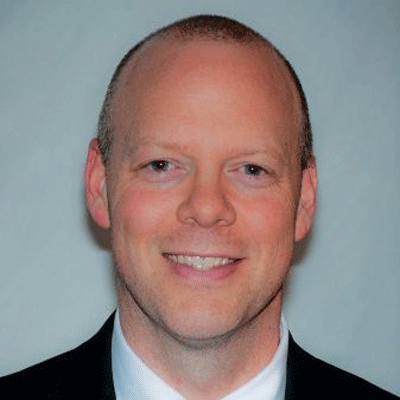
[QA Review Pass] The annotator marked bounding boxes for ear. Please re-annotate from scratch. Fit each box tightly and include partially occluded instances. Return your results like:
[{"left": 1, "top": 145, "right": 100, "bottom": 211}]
[
  {"left": 85, "top": 138, "right": 110, "bottom": 228},
  {"left": 294, "top": 157, "right": 318, "bottom": 242}
]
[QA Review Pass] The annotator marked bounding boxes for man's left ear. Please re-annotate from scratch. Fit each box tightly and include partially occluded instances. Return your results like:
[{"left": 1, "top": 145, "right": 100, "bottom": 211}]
[
  {"left": 295, "top": 157, "right": 318, "bottom": 242},
  {"left": 84, "top": 138, "right": 110, "bottom": 229}
]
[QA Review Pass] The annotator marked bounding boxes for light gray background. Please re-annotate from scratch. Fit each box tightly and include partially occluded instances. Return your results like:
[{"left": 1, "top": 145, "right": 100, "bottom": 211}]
[{"left": 1, "top": 0, "right": 399, "bottom": 395}]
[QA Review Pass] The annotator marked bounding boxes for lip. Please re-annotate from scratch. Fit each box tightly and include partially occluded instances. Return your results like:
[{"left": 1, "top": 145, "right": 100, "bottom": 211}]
[{"left": 163, "top": 253, "right": 242, "bottom": 281}]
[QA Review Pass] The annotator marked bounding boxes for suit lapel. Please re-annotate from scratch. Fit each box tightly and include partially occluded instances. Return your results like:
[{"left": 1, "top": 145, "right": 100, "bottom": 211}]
[
  {"left": 284, "top": 335, "right": 296, "bottom": 400},
  {"left": 284, "top": 334, "right": 313, "bottom": 400},
  {"left": 84, "top": 312, "right": 117, "bottom": 399}
]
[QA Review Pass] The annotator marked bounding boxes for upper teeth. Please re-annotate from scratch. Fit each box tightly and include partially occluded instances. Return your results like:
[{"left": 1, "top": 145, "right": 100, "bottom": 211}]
[{"left": 167, "top": 254, "right": 234, "bottom": 270}]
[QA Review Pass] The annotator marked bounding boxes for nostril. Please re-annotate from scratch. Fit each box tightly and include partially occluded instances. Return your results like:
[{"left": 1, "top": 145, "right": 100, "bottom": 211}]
[{"left": 176, "top": 183, "right": 236, "bottom": 227}]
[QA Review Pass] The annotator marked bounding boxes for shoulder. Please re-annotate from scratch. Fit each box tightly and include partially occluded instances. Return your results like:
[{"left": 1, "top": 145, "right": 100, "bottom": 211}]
[
  {"left": 286, "top": 334, "right": 399, "bottom": 399},
  {"left": 0, "top": 313, "right": 116, "bottom": 399}
]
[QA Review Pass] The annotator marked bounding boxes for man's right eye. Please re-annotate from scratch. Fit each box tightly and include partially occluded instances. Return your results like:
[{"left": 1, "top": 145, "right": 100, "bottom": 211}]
[
  {"left": 145, "top": 160, "right": 172, "bottom": 172},
  {"left": 137, "top": 159, "right": 187, "bottom": 183}
]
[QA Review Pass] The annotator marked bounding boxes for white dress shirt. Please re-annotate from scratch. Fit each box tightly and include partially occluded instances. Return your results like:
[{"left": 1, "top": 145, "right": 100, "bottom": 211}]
[{"left": 112, "top": 310, "right": 288, "bottom": 400}]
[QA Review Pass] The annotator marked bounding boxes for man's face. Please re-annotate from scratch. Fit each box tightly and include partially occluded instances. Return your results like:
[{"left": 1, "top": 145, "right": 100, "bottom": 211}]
[{"left": 87, "top": 39, "right": 316, "bottom": 343}]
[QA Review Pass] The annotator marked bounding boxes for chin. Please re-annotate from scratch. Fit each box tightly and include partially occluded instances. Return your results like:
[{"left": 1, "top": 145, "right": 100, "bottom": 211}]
[
  {"left": 158, "top": 297, "right": 269, "bottom": 349},
  {"left": 160, "top": 317, "right": 243, "bottom": 350}
]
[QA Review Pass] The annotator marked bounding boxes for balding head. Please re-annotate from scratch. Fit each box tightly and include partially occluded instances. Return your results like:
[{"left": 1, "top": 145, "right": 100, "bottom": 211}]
[
  {"left": 85, "top": 14, "right": 318, "bottom": 359},
  {"left": 97, "top": 15, "right": 313, "bottom": 171}
]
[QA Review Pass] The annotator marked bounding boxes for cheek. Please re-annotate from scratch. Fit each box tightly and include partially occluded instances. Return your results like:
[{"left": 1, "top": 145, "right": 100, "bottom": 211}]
[
  {"left": 244, "top": 195, "right": 297, "bottom": 283},
  {"left": 112, "top": 187, "right": 174, "bottom": 234},
  {"left": 110, "top": 187, "right": 176, "bottom": 278},
  {"left": 240, "top": 191, "right": 298, "bottom": 276},
  {"left": 242, "top": 192, "right": 297, "bottom": 239}
]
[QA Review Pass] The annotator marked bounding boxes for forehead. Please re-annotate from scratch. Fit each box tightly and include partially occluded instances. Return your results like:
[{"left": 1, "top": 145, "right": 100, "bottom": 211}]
[{"left": 111, "top": 37, "right": 301, "bottom": 159}]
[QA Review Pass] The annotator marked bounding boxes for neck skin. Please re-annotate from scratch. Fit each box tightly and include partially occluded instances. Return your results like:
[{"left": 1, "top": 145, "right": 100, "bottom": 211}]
[{"left": 117, "top": 281, "right": 283, "bottom": 400}]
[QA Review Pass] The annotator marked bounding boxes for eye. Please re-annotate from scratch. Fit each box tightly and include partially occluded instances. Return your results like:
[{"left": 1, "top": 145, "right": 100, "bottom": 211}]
[
  {"left": 145, "top": 159, "right": 172, "bottom": 172},
  {"left": 242, "top": 164, "right": 268, "bottom": 177},
  {"left": 138, "top": 158, "right": 186, "bottom": 183},
  {"left": 231, "top": 163, "right": 273, "bottom": 188}
]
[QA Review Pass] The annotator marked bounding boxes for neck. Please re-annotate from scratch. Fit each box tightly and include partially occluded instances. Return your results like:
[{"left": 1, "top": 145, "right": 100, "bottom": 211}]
[{"left": 118, "top": 286, "right": 283, "bottom": 400}]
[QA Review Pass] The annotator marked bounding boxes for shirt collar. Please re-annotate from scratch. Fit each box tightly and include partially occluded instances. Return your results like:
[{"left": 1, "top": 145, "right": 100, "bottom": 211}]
[{"left": 112, "top": 309, "right": 288, "bottom": 400}]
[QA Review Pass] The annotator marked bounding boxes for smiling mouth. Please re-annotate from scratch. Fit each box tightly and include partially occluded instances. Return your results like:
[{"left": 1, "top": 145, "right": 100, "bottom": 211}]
[{"left": 164, "top": 254, "right": 240, "bottom": 270}]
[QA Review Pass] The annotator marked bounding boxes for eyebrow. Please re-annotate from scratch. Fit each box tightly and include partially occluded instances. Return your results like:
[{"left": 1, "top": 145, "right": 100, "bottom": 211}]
[
  {"left": 121, "top": 131, "right": 292, "bottom": 169},
  {"left": 122, "top": 137, "right": 187, "bottom": 160}
]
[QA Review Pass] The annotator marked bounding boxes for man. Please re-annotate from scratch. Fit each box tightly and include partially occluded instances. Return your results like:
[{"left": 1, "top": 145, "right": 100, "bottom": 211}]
[{"left": 0, "top": 14, "right": 397, "bottom": 399}]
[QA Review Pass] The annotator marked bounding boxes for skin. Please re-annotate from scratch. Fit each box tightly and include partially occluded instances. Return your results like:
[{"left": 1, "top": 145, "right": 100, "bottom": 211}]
[{"left": 85, "top": 37, "right": 317, "bottom": 399}]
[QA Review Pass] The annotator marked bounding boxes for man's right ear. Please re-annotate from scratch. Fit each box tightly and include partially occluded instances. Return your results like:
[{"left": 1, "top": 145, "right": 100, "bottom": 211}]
[{"left": 85, "top": 138, "right": 110, "bottom": 229}]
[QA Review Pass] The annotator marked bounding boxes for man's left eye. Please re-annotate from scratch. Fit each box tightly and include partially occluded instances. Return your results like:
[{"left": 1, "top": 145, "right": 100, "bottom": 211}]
[{"left": 242, "top": 164, "right": 268, "bottom": 177}]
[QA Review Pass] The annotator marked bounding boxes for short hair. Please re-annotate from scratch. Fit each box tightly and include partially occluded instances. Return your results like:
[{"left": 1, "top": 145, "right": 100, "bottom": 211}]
[{"left": 97, "top": 15, "right": 313, "bottom": 170}]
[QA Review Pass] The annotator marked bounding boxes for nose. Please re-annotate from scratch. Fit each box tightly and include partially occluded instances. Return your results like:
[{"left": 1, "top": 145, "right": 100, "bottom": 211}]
[{"left": 177, "top": 172, "right": 236, "bottom": 228}]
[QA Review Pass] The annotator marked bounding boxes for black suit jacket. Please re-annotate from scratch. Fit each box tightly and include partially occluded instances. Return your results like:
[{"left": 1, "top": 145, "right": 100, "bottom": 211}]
[{"left": 1, "top": 313, "right": 398, "bottom": 399}]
